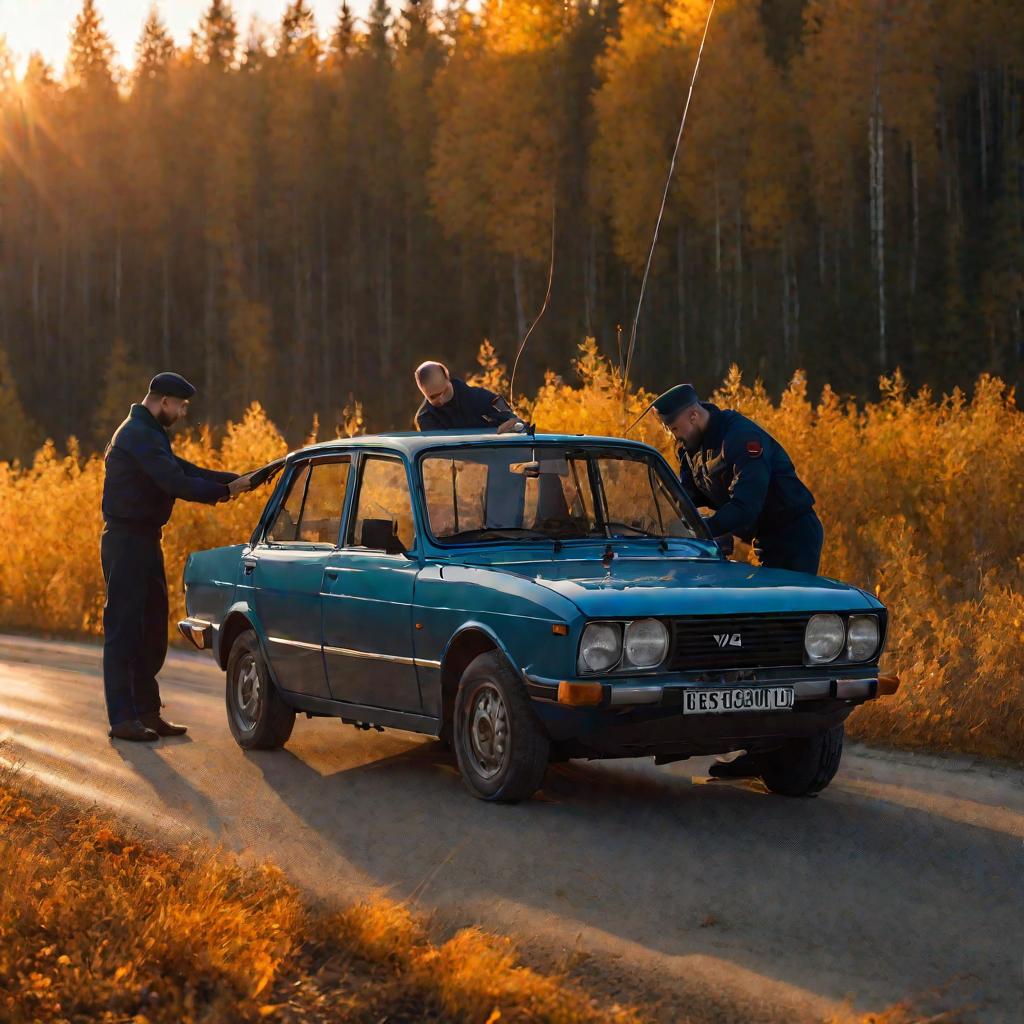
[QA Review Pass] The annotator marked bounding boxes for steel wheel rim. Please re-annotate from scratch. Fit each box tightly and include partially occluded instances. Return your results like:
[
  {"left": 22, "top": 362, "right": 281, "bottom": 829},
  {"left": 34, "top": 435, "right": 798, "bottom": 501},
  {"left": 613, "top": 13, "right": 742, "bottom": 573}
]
[
  {"left": 466, "top": 682, "right": 509, "bottom": 780},
  {"left": 234, "top": 654, "right": 261, "bottom": 731}
]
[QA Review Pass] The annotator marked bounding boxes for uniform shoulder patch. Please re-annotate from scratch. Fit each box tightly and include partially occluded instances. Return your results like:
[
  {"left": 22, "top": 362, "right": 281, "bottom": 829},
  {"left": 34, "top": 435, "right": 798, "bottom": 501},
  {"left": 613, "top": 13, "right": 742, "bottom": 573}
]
[{"left": 745, "top": 439, "right": 763, "bottom": 458}]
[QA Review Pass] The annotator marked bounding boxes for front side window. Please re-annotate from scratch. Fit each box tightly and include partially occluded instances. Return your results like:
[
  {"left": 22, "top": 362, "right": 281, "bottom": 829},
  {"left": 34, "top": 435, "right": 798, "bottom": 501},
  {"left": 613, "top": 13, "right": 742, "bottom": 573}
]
[
  {"left": 266, "top": 458, "right": 349, "bottom": 545},
  {"left": 350, "top": 456, "right": 416, "bottom": 551},
  {"left": 266, "top": 463, "right": 310, "bottom": 543},
  {"left": 421, "top": 445, "right": 702, "bottom": 544}
]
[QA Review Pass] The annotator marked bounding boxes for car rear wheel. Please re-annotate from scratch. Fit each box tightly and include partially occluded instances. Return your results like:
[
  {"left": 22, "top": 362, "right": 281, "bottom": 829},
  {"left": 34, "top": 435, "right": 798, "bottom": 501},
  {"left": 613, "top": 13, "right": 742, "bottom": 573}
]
[
  {"left": 225, "top": 631, "right": 295, "bottom": 750},
  {"left": 453, "top": 651, "right": 550, "bottom": 802},
  {"left": 757, "top": 723, "right": 844, "bottom": 797}
]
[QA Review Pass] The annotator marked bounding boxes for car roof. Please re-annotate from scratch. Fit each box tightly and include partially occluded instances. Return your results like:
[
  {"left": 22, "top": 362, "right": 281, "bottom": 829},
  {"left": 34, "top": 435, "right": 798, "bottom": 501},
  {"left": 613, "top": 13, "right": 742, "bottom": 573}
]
[{"left": 285, "top": 430, "right": 659, "bottom": 462}]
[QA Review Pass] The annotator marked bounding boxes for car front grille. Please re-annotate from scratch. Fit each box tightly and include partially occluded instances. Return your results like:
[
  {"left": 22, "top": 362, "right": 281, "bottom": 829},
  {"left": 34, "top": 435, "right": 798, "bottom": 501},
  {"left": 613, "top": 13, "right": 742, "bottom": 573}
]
[{"left": 668, "top": 614, "right": 808, "bottom": 671}]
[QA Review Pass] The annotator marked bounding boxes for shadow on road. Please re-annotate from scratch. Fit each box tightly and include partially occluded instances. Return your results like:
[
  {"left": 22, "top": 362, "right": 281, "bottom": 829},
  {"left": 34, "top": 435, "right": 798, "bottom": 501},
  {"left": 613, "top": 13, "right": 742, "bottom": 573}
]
[
  {"left": 242, "top": 729, "right": 1021, "bottom": 1019},
  {"left": 113, "top": 738, "right": 225, "bottom": 835}
]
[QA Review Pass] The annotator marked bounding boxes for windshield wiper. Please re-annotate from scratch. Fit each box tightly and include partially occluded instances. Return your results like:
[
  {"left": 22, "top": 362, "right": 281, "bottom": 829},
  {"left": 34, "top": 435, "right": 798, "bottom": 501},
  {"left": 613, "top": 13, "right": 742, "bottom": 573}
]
[
  {"left": 443, "top": 527, "right": 556, "bottom": 543},
  {"left": 601, "top": 521, "right": 662, "bottom": 538}
]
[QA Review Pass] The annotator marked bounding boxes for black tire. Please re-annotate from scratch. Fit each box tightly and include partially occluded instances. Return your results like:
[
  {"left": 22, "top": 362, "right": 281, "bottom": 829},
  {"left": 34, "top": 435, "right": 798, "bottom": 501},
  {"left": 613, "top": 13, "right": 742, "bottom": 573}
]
[
  {"left": 453, "top": 651, "right": 550, "bottom": 803},
  {"left": 225, "top": 631, "right": 295, "bottom": 750},
  {"left": 757, "top": 724, "right": 844, "bottom": 797}
]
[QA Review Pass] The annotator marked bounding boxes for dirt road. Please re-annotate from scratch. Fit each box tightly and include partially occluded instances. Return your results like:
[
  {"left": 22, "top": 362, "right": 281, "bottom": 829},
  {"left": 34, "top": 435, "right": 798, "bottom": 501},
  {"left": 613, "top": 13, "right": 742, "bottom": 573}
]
[{"left": 1, "top": 633, "right": 1020, "bottom": 1022}]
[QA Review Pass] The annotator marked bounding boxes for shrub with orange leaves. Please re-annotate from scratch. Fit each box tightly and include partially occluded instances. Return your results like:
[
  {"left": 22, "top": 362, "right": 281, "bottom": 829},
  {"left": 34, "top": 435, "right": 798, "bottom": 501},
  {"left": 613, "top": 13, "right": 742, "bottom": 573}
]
[
  {"left": 0, "top": 770, "right": 638, "bottom": 1022},
  {"left": 0, "top": 347, "right": 1021, "bottom": 762}
]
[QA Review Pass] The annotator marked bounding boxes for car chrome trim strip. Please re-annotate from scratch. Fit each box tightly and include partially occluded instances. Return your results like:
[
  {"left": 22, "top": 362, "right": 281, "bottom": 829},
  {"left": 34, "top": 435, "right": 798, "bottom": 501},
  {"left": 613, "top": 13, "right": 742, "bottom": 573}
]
[
  {"left": 269, "top": 636, "right": 442, "bottom": 669},
  {"left": 609, "top": 685, "right": 663, "bottom": 706},
  {"left": 267, "top": 637, "right": 322, "bottom": 652},
  {"left": 324, "top": 644, "right": 442, "bottom": 669},
  {"left": 601, "top": 677, "right": 878, "bottom": 706}
]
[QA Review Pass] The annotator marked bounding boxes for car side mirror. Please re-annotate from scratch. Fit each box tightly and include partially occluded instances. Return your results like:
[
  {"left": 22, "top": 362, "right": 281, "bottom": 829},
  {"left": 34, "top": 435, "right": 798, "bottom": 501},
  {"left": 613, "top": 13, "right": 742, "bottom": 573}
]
[{"left": 360, "top": 517, "right": 406, "bottom": 555}]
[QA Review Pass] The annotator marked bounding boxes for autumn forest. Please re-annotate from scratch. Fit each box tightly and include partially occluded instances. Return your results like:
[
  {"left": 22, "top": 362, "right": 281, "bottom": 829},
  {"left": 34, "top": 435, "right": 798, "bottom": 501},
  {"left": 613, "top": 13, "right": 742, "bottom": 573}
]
[{"left": 0, "top": 0, "right": 1021, "bottom": 452}]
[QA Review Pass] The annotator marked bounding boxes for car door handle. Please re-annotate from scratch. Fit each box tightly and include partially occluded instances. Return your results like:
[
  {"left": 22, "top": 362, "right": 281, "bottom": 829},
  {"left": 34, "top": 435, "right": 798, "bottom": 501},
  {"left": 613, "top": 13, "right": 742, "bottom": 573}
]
[
  {"left": 242, "top": 557, "right": 258, "bottom": 575},
  {"left": 324, "top": 570, "right": 338, "bottom": 581}
]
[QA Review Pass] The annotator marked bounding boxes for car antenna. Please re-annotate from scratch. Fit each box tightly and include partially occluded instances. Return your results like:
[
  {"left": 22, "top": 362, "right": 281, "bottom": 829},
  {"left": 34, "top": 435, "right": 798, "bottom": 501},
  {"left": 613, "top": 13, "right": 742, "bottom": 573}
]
[
  {"left": 508, "top": 197, "right": 556, "bottom": 420},
  {"left": 621, "top": 0, "right": 717, "bottom": 425}
]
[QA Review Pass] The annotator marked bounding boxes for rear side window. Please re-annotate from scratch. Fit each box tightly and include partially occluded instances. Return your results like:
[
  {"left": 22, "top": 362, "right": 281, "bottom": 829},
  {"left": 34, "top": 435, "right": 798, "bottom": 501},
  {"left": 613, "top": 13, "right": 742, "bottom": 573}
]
[
  {"left": 266, "top": 458, "right": 350, "bottom": 545},
  {"left": 350, "top": 456, "right": 415, "bottom": 551}
]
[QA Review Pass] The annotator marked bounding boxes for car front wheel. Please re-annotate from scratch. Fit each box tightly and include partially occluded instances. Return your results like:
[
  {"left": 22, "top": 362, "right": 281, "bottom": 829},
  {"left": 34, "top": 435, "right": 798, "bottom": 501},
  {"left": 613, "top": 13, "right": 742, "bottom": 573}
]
[
  {"left": 453, "top": 651, "right": 550, "bottom": 803},
  {"left": 757, "top": 723, "right": 844, "bottom": 797},
  {"left": 225, "top": 631, "right": 295, "bottom": 750}
]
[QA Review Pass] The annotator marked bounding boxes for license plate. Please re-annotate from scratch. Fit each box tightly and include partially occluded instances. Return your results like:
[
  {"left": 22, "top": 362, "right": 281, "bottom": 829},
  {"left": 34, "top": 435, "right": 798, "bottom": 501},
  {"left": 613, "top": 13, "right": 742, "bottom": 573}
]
[{"left": 682, "top": 687, "right": 794, "bottom": 715}]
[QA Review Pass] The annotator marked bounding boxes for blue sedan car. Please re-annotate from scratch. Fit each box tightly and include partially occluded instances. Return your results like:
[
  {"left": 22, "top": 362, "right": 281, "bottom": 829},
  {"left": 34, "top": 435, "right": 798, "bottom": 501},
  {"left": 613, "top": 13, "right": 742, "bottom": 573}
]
[{"left": 179, "top": 431, "right": 896, "bottom": 802}]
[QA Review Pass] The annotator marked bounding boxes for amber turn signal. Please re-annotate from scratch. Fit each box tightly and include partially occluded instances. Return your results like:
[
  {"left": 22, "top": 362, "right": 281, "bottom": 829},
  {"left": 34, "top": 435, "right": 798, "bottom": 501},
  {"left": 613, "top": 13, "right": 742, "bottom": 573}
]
[
  {"left": 877, "top": 675, "right": 901, "bottom": 696},
  {"left": 551, "top": 623, "right": 569, "bottom": 636},
  {"left": 557, "top": 681, "right": 603, "bottom": 706}
]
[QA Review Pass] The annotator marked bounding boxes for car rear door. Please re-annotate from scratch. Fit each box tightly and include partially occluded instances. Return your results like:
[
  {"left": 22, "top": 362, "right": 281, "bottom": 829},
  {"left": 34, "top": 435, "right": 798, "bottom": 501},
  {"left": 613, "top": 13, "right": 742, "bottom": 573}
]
[
  {"left": 321, "top": 452, "right": 423, "bottom": 712},
  {"left": 248, "top": 454, "right": 351, "bottom": 700}
]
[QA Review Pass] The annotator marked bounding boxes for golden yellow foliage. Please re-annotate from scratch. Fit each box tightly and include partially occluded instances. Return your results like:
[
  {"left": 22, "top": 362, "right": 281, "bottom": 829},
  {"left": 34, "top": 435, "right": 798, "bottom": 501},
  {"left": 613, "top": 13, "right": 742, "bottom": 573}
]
[
  {"left": 0, "top": 771, "right": 638, "bottom": 1022},
  {"left": 0, "top": 349, "right": 1021, "bottom": 763}
]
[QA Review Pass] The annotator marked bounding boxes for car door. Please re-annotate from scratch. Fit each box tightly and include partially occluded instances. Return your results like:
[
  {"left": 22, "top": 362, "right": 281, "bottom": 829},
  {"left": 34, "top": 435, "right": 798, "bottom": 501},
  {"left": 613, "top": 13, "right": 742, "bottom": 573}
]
[
  {"left": 321, "top": 452, "right": 422, "bottom": 712},
  {"left": 248, "top": 454, "right": 351, "bottom": 700}
]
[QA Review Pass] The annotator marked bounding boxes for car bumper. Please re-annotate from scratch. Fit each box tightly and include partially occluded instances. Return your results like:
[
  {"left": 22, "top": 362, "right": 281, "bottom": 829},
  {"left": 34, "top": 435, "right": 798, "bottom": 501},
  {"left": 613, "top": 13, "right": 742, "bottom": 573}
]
[
  {"left": 524, "top": 669, "right": 881, "bottom": 759},
  {"left": 177, "top": 618, "right": 214, "bottom": 651}
]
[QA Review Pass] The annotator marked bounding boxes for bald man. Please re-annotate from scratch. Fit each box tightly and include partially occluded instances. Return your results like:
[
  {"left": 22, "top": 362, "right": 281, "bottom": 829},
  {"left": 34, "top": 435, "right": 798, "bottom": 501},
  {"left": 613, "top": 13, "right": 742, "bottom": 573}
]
[{"left": 414, "top": 361, "right": 524, "bottom": 433}]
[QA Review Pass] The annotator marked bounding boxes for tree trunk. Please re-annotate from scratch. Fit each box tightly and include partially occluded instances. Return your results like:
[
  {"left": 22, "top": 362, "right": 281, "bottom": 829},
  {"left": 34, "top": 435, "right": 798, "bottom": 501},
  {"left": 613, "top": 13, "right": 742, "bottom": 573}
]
[
  {"left": 512, "top": 252, "right": 526, "bottom": 343},
  {"left": 909, "top": 139, "right": 919, "bottom": 299},
  {"left": 320, "top": 213, "right": 330, "bottom": 418},
  {"left": 676, "top": 223, "right": 686, "bottom": 366},
  {"left": 161, "top": 251, "right": 171, "bottom": 365},
  {"left": 733, "top": 206, "right": 743, "bottom": 358},
  {"left": 870, "top": 85, "right": 887, "bottom": 370}
]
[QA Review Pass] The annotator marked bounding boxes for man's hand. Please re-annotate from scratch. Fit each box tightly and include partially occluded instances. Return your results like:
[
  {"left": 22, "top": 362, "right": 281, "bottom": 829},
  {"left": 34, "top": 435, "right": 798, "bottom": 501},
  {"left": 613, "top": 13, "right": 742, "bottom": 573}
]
[
  {"left": 497, "top": 418, "right": 524, "bottom": 435},
  {"left": 228, "top": 473, "right": 254, "bottom": 498}
]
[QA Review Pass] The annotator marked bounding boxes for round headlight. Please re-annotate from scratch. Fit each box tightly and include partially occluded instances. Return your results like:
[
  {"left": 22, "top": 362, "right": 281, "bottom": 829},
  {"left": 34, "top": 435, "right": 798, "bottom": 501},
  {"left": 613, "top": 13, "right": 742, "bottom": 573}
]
[
  {"left": 805, "top": 613, "right": 845, "bottom": 663},
  {"left": 847, "top": 614, "right": 879, "bottom": 661},
  {"left": 623, "top": 619, "right": 669, "bottom": 669},
  {"left": 579, "top": 622, "right": 622, "bottom": 673}
]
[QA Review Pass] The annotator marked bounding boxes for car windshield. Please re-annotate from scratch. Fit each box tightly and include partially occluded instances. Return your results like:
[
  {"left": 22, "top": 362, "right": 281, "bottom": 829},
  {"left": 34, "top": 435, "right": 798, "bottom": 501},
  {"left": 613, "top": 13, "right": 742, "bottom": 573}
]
[{"left": 421, "top": 445, "right": 704, "bottom": 543}]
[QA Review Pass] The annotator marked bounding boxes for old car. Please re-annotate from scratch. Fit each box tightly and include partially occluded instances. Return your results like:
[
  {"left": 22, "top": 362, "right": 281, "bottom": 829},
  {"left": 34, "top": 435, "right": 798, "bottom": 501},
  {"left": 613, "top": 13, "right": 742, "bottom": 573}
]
[{"left": 179, "top": 430, "right": 898, "bottom": 802}]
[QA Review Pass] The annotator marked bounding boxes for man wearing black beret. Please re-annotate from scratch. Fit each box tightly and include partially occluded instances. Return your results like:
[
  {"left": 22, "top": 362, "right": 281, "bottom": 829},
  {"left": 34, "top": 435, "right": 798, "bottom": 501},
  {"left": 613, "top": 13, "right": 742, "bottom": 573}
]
[
  {"left": 653, "top": 383, "right": 823, "bottom": 575},
  {"left": 101, "top": 373, "right": 253, "bottom": 742}
]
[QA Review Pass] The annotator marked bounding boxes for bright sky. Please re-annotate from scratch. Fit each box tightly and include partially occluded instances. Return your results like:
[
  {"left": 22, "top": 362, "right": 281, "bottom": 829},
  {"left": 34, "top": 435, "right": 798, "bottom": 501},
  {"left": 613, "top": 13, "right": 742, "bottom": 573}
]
[{"left": 0, "top": 1, "right": 370, "bottom": 74}]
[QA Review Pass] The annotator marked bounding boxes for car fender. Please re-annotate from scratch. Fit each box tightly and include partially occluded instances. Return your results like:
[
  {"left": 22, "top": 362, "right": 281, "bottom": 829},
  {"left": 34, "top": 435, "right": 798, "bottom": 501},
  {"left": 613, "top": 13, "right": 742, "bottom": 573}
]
[{"left": 216, "top": 599, "right": 276, "bottom": 681}]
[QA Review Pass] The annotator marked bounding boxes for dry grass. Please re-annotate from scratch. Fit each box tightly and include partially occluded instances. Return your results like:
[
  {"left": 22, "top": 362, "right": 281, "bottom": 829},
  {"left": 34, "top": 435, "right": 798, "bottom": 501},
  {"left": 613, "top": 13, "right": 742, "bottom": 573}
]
[
  {"left": 0, "top": 342, "right": 1021, "bottom": 764},
  {"left": 0, "top": 767, "right": 638, "bottom": 1023}
]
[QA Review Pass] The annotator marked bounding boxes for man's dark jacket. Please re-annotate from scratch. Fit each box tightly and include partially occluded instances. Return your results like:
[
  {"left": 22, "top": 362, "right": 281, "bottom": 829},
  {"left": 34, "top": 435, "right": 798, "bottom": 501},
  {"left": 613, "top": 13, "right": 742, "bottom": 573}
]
[
  {"left": 678, "top": 403, "right": 815, "bottom": 541},
  {"left": 416, "top": 378, "right": 517, "bottom": 431},
  {"left": 102, "top": 404, "right": 236, "bottom": 533}
]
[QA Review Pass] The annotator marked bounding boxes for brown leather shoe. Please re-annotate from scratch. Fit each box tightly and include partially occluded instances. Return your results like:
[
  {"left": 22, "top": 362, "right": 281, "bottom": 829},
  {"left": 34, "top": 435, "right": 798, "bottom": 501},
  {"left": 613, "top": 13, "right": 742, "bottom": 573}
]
[
  {"left": 109, "top": 719, "right": 159, "bottom": 742},
  {"left": 139, "top": 713, "right": 188, "bottom": 737}
]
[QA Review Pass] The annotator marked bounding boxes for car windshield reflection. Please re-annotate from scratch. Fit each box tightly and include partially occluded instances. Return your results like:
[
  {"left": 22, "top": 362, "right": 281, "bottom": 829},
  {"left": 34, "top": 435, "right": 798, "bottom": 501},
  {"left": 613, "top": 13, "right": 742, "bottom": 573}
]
[{"left": 420, "top": 445, "right": 702, "bottom": 544}]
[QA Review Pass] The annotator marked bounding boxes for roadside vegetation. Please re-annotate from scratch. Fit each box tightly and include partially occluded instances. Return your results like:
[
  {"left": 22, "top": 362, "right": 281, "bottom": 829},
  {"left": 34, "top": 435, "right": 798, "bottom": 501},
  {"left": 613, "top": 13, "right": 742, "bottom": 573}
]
[
  {"left": 0, "top": 766, "right": 638, "bottom": 1023},
  {"left": 0, "top": 344, "right": 1021, "bottom": 764}
]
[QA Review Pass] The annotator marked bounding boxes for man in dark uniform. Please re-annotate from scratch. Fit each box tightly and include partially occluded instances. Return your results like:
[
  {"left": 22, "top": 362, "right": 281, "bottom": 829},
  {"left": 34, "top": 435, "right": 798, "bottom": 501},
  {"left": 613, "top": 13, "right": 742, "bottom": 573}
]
[
  {"left": 101, "top": 373, "right": 252, "bottom": 742},
  {"left": 414, "top": 361, "right": 525, "bottom": 432},
  {"left": 653, "top": 384, "right": 824, "bottom": 780},
  {"left": 654, "top": 383, "right": 824, "bottom": 574}
]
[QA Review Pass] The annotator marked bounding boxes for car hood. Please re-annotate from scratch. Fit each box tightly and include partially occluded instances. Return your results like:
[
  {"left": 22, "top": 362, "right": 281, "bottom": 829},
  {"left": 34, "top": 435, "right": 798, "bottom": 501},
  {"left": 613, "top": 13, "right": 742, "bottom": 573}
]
[{"left": 463, "top": 554, "right": 875, "bottom": 617}]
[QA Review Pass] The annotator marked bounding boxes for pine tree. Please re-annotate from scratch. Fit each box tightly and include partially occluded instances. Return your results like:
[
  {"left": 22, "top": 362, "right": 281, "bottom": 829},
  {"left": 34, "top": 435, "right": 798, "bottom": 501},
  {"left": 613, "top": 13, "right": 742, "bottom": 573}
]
[
  {"left": 92, "top": 337, "right": 144, "bottom": 447},
  {"left": 66, "top": 0, "right": 116, "bottom": 93},
  {"left": 0, "top": 346, "right": 41, "bottom": 463},
  {"left": 135, "top": 4, "right": 175, "bottom": 86},
  {"left": 279, "top": 1, "right": 320, "bottom": 61},
  {"left": 195, "top": 0, "right": 238, "bottom": 69}
]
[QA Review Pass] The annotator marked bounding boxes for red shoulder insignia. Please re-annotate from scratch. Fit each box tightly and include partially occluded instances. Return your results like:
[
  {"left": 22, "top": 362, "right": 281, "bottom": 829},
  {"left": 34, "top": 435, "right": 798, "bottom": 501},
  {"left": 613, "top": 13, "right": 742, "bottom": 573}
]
[{"left": 745, "top": 439, "right": 763, "bottom": 458}]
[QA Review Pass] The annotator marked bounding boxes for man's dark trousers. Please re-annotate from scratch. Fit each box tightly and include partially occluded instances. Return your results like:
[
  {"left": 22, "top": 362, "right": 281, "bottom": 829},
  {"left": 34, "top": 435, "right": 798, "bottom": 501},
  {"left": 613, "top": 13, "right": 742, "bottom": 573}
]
[{"left": 101, "top": 526, "right": 168, "bottom": 727}]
